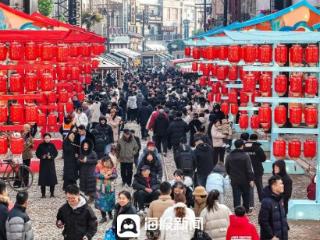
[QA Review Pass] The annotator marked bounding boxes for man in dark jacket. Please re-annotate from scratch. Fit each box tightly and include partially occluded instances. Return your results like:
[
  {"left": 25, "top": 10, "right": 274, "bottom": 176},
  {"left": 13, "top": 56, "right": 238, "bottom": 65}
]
[
  {"left": 57, "top": 184, "right": 97, "bottom": 240},
  {"left": 259, "top": 175, "right": 289, "bottom": 240},
  {"left": 78, "top": 125, "right": 96, "bottom": 147},
  {"left": 225, "top": 139, "right": 254, "bottom": 213},
  {"left": 133, "top": 165, "right": 160, "bottom": 211},
  {"left": 91, "top": 116, "right": 113, "bottom": 158},
  {"left": 194, "top": 137, "right": 216, "bottom": 187},
  {"left": 137, "top": 101, "right": 153, "bottom": 139},
  {"left": 0, "top": 180, "right": 8, "bottom": 240},
  {"left": 6, "top": 191, "right": 34, "bottom": 240},
  {"left": 244, "top": 133, "right": 267, "bottom": 207},
  {"left": 137, "top": 150, "right": 163, "bottom": 181},
  {"left": 153, "top": 109, "right": 169, "bottom": 156}
]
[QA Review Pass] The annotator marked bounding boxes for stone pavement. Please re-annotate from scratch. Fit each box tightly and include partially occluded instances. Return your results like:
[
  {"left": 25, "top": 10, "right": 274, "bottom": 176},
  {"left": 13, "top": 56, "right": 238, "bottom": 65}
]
[{"left": 5, "top": 123, "right": 320, "bottom": 239}]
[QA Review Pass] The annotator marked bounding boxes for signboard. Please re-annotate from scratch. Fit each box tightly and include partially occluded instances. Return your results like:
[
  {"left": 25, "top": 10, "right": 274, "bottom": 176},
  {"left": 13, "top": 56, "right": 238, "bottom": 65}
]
[{"left": 130, "top": 0, "right": 136, "bottom": 25}]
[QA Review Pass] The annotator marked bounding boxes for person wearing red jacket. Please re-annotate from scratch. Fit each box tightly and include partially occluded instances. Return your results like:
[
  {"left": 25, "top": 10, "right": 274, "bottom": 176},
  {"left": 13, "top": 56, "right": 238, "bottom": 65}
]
[{"left": 226, "top": 206, "right": 259, "bottom": 240}]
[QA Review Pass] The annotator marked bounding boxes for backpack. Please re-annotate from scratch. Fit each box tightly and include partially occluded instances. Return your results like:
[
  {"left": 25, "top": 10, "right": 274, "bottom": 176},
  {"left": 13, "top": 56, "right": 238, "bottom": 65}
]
[
  {"left": 179, "top": 145, "right": 194, "bottom": 173},
  {"left": 191, "top": 229, "right": 212, "bottom": 240}
]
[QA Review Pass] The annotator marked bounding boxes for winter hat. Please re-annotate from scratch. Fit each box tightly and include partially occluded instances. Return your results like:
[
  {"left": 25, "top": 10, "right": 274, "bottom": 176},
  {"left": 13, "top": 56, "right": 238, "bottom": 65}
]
[
  {"left": 147, "top": 141, "right": 155, "bottom": 147},
  {"left": 193, "top": 186, "right": 208, "bottom": 196},
  {"left": 141, "top": 165, "right": 150, "bottom": 171}
]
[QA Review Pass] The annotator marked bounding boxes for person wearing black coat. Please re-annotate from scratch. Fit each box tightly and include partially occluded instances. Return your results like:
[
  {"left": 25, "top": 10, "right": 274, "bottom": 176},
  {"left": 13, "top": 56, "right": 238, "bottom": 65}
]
[
  {"left": 137, "top": 101, "right": 152, "bottom": 139},
  {"left": 36, "top": 133, "right": 58, "bottom": 198},
  {"left": 132, "top": 166, "right": 160, "bottom": 210},
  {"left": 79, "top": 140, "right": 98, "bottom": 203},
  {"left": 259, "top": 175, "right": 289, "bottom": 240},
  {"left": 153, "top": 110, "right": 169, "bottom": 155},
  {"left": 137, "top": 151, "right": 163, "bottom": 181},
  {"left": 272, "top": 160, "right": 293, "bottom": 215},
  {"left": 56, "top": 185, "right": 97, "bottom": 240},
  {"left": 91, "top": 117, "right": 114, "bottom": 158},
  {"left": 0, "top": 180, "right": 8, "bottom": 240},
  {"left": 193, "top": 138, "right": 216, "bottom": 187},
  {"left": 62, "top": 132, "right": 79, "bottom": 190},
  {"left": 225, "top": 139, "right": 254, "bottom": 213},
  {"left": 188, "top": 113, "right": 202, "bottom": 147}
]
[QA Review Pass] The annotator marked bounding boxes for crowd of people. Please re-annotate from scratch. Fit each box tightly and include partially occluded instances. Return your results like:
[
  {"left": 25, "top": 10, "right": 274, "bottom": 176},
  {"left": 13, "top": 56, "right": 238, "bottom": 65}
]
[{"left": 0, "top": 67, "right": 307, "bottom": 240}]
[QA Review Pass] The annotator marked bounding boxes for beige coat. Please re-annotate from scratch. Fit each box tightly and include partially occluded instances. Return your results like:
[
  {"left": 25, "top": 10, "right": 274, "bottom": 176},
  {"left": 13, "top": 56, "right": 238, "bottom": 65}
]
[
  {"left": 211, "top": 124, "right": 226, "bottom": 147},
  {"left": 106, "top": 114, "right": 122, "bottom": 142},
  {"left": 194, "top": 197, "right": 207, "bottom": 217},
  {"left": 200, "top": 203, "right": 231, "bottom": 240},
  {"left": 147, "top": 195, "right": 175, "bottom": 220}
]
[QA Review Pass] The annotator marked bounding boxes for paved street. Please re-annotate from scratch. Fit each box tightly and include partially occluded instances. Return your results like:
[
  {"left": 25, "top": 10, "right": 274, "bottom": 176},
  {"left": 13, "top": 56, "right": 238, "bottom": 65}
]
[{"left": 6, "top": 123, "right": 320, "bottom": 239}]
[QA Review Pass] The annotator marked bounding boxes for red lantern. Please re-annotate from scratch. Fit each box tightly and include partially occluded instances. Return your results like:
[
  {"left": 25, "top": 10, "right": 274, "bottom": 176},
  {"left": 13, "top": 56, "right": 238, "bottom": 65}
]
[
  {"left": 9, "top": 73, "right": 23, "bottom": 93},
  {"left": 184, "top": 47, "right": 191, "bottom": 56},
  {"left": 289, "top": 105, "right": 302, "bottom": 127},
  {"left": 83, "top": 63, "right": 92, "bottom": 74},
  {"left": 69, "top": 44, "right": 79, "bottom": 57},
  {"left": 288, "top": 139, "right": 301, "bottom": 158},
  {"left": 214, "top": 93, "right": 222, "bottom": 103},
  {"left": 192, "top": 62, "right": 198, "bottom": 72},
  {"left": 74, "top": 83, "right": 83, "bottom": 93},
  {"left": 206, "top": 46, "right": 215, "bottom": 60},
  {"left": 305, "top": 106, "right": 318, "bottom": 127},
  {"left": 218, "top": 46, "right": 228, "bottom": 60},
  {"left": 0, "top": 105, "right": 7, "bottom": 123},
  {"left": 192, "top": 47, "right": 200, "bottom": 59},
  {"left": 38, "top": 105, "right": 48, "bottom": 115},
  {"left": 305, "top": 75, "right": 318, "bottom": 97},
  {"left": 47, "top": 91, "right": 57, "bottom": 103},
  {"left": 259, "top": 74, "right": 272, "bottom": 96},
  {"left": 228, "top": 45, "right": 241, "bottom": 63},
  {"left": 37, "top": 113, "right": 47, "bottom": 126},
  {"left": 58, "top": 112, "right": 64, "bottom": 124},
  {"left": 66, "top": 102, "right": 74, "bottom": 113},
  {"left": 80, "top": 43, "right": 91, "bottom": 57},
  {"left": 57, "top": 44, "right": 69, "bottom": 62},
  {"left": 92, "top": 43, "right": 105, "bottom": 55},
  {"left": 211, "top": 82, "right": 220, "bottom": 94},
  {"left": 59, "top": 90, "right": 69, "bottom": 103},
  {"left": 202, "top": 64, "right": 210, "bottom": 76},
  {"left": 70, "top": 66, "right": 80, "bottom": 80},
  {"left": 25, "top": 42, "right": 37, "bottom": 61},
  {"left": 216, "top": 65, "right": 228, "bottom": 81},
  {"left": 47, "top": 113, "right": 57, "bottom": 126},
  {"left": 25, "top": 105, "right": 38, "bottom": 124},
  {"left": 258, "top": 105, "right": 271, "bottom": 124},
  {"left": 220, "top": 102, "right": 229, "bottom": 116},
  {"left": 243, "top": 45, "right": 257, "bottom": 63},
  {"left": 275, "top": 44, "right": 288, "bottom": 66},
  {"left": 40, "top": 73, "right": 54, "bottom": 91},
  {"left": 0, "top": 75, "right": 7, "bottom": 93},
  {"left": 10, "top": 104, "right": 24, "bottom": 124},
  {"left": 240, "top": 91, "right": 249, "bottom": 104},
  {"left": 77, "top": 92, "right": 85, "bottom": 102},
  {"left": 230, "top": 104, "right": 239, "bottom": 115},
  {"left": 0, "top": 136, "right": 8, "bottom": 155},
  {"left": 273, "top": 139, "right": 286, "bottom": 159},
  {"left": 228, "top": 65, "right": 238, "bottom": 81},
  {"left": 41, "top": 43, "right": 54, "bottom": 61},
  {"left": 274, "top": 105, "right": 287, "bottom": 127},
  {"left": 0, "top": 43, "right": 7, "bottom": 61},
  {"left": 289, "top": 74, "right": 303, "bottom": 96},
  {"left": 305, "top": 44, "right": 319, "bottom": 66},
  {"left": 91, "top": 59, "right": 99, "bottom": 69},
  {"left": 290, "top": 44, "right": 303, "bottom": 65},
  {"left": 221, "top": 83, "right": 228, "bottom": 95},
  {"left": 250, "top": 115, "right": 260, "bottom": 129},
  {"left": 57, "top": 103, "right": 65, "bottom": 113},
  {"left": 239, "top": 114, "right": 249, "bottom": 129},
  {"left": 57, "top": 64, "right": 68, "bottom": 80},
  {"left": 199, "top": 76, "right": 207, "bottom": 87},
  {"left": 251, "top": 90, "right": 260, "bottom": 103},
  {"left": 275, "top": 74, "right": 287, "bottom": 96},
  {"left": 25, "top": 73, "right": 38, "bottom": 92},
  {"left": 243, "top": 73, "right": 256, "bottom": 93},
  {"left": 9, "top": 42, "right": 23, "bottom": 60},
  {"left": 207, "top": 92, "right": 214, "bottom": 102},
  {"left": 304, "top": 139, "right": 317, "bottom": 159},
  {"left": 228, "top": 90, "right": 238, "bottom": 104},
  {"left": 10, "top": 137, "right": 24, "bottom": 154},
  {"left": 259, "top": 45, "right": 272, "bottom": 64}
]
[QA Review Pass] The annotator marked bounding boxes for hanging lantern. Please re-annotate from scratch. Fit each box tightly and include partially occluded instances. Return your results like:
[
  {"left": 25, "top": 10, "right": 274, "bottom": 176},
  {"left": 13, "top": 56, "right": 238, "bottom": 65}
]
[
  {"left": 258, "top": 105, "right": 271, "bottom": 124},
  {"left": 228, "top": 45, "right": 241, "bottom": 63},
  {"left": 305, "top": 106, "right": 318, "bottom": 127},
  {"left": 206, "top": 46, "right": 214, "bottom": 60},
  {"left": 275, "top": 44, "right": 288, "bottom": 66},
  {"left": 80, "top": 43, "right": 91, "bottom": 57},
  {"left": 228, "top": 65, "right": 238, "bottom": 81},
  {"left": 240, "top": 91, "right": 249, "bottom": 104},
  {"left": 10, "top": 137, "right": 24, "bottom": 155},
  {"left": 251, "top": 90, "right": 260, "bottom": 103},
  {"left": 288, "top": 139, "right": 301, "bottom": 159},
  {"left": 199, "top": 76, "right": 207, "bottom": 87},
  {"left": 214, "top": 93, "right": 222, "bottom": 103},
  {"left": 290, "top": 44, "right": 303, "bottom": 65},
  {"left": 305, "top": 75, "right": 318, "bottom": 97},
  {"left": 37, "top": 113, "right": 47, "bottom": 126},
  {"left": 57, "top": 64, "right": 68, "bottom": 80},
  {"left": 273, "top": 139, "right": 286, "bottom": 159},
  {"left": 289, "top": 105, "right": 302, "bottom": 127},
  {"left": 230, "top": 104, "right": 239, "bottom": 115},
  {"left": 59, "top": 90, "right": 69, "bottom": 103},
  {"left": 0, "top": 75, "right": 7, "bottom": 93},
  {"left": 239, "top": 114, "right": 249, "bottom": 129},
  {"left": 10, "top": 104, "right": 24, "bottom": 124},
  {"left": 0, "top": 105, "right": 7, "bottom": 123},
  {"left": 275, "top": 74, "right": 287, "bottom": 96},
  {"left": 207, "top": 92, "right": 214, "bottom": 102},
  {"left": 57, "top": 44, "right": 69, "bottom": 62},
  {"left": 25, "top": 105, "right": 38, "bottom": 124},
  {"left": 9, "top": 42, "right": 23, "bottom": 61},
  {"left": 250, "top": 115, "right": 260, "bottom": 129},
  {"left": 259, "top": 74, "right": 272, "bottom": 96},
  {"left": 305, "top": 44, "right": 319, "bottom": 66},
  {"left": 70, "top": 66, "right": 80, "bottom": 80},
  {"left": 9, "top": 73, "right": 23, "bottom": 93},
  {"left": 304, "top": 139, "right": 317, "bottom": 159},
  {"left": 0, "top": 43, "right": 7, "bottom": 61},
  {"left": 220, "top": 102, "right": 229, "bottom": 116},
  {"left": 47, "top": 91, "right": 57, "bottom": 103},
  {"left": 202, "top": 64, "right": 210, "bottom": 76},
  {"left": 228, "top": 90, "right": 238, "bottom": 104},
  {"left": 41, "top": 43, "right": 54, "bottom": 61},
  {"left": 58, "top": 112, "right": 64, "bottom": 124},
  {"left": 192, "top": 62, "right": 198, "bottom": 72},
  {"left": 25, "top": 72, "right": 38, "bottom": 92},
  {"left": 57, "top": 103, "right": 65, "bottom": 113},
  {"left": 221, "top": 83, "right": 228, "bottom": 95},
  {"left": 38, "top": 105, "right": 48, "bottom": 115},
  {"left": 0, "top": 136, "right": 8, "bottom": 155},
  {"left": 289, "top": 74, "right": 303, "bottom": 97},
  {"left": 47, "top": 113, "right": 57, "bottom": 126},
  {"left": 77, "top": 92, "right": 85, "bottom": 102},
  {"left": 243, "top": 73, "right": 256, "bottom": 93},
  {"left": 274, "top": 105, "right": 287, "bottom": 127},
  {"left": 25, "top": 42, "right": 37, "bottom": 61},
  {"left": 40, "top": 73, "right": 54, "bottom": 91},
  {"left": 218, "top": 46, "right": 228, "bottom": 60},
  {"left": 243, "top": 45, "right": 257, "bottom": 63},
  {"left": 184, "top": 47, "right": 191, "bottom": 56},
  {"left": 192, "top": 47, "right": 200, "bottom": 59},
  {"left": 258, "top": 45, "right": 272, "bottom": 64},
  {"left": 83, "top": 63, "right": 92, "bottom": 74},
  {"left": 74, "top": 82, "right": 83, "bottom": 93},
  {"left": 216, "top": 65, "right": 228, "bottom": 81},
  {"left": 69, "top": 44, "right": 79, "bottom": 57},
  {"left": 211, "top": 82, "right": 220, "bottom": 94}
]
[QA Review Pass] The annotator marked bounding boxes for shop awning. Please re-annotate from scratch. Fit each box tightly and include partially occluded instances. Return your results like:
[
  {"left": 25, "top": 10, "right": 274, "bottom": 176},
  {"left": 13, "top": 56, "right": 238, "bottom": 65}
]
[
  {"left": 95, "top": 57, "right": 121, "bottom": 69},
  {"left": 112, "top": 48, "right": 141, "bottom": 59}
]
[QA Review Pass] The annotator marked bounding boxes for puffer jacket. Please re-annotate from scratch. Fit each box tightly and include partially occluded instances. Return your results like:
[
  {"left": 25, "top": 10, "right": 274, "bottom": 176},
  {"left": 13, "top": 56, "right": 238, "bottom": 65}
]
[
  {"left": 258, "top": 186, "right": 289, "bottom": 240},
  {"left": 167, "top": 118, "right": 189, "bottom": 147},
  {"left": 117, "top": 135, "right": 139, "bottom": 163},
  {"left": 210, "top": 124, "right": 225, "bottom": 147},
  {"left": 127, "top": 95, "right": 137, "bottom": 109},
  {"left": 226, "top": 215, "right": 259, "bottom": 240},
  {"left": 200, "top": 204, "right": 231, "bottom": 240},
  {"left": 6, "top": 204, "right": 34, "bottom": 240}
]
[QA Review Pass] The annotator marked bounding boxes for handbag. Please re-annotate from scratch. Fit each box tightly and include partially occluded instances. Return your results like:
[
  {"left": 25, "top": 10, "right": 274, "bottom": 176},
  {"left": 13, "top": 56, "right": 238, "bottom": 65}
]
[
  {"left": 104, "top": 228, "right": 116, "bottom": 240},
  {"left": 191, "top": 229, "right": 212, "bottom": 240}
]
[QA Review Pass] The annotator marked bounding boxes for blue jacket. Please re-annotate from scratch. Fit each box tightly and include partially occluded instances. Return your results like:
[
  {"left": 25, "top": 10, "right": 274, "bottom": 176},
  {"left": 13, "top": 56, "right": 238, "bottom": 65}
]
[
  {"left": 258, "top": 187, "right": 289, "bottom": 240},
  {"left": 206, "top": 173, "right": 230, "bottom": 194}
]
